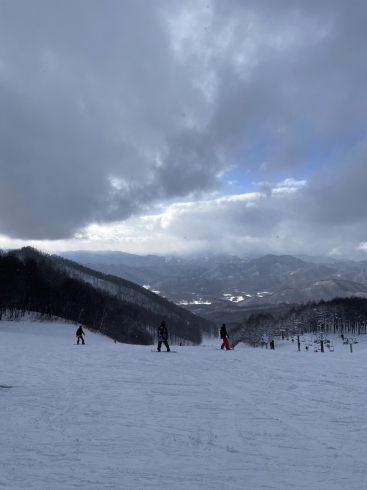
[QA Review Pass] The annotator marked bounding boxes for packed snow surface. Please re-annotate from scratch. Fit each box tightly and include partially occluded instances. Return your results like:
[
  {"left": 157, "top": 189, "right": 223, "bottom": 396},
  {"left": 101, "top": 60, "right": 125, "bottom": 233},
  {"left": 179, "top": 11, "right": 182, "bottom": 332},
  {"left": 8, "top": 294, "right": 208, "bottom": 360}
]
[{"left": 1, "top": 319, "right": 367, "bottom": 489}]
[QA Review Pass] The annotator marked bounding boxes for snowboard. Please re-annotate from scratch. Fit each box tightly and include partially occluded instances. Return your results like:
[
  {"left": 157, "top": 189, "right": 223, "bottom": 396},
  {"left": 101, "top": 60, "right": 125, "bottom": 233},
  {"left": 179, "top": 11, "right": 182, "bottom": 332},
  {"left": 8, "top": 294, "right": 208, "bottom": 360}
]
[
  {"left": 151, "top": 350, "right": 177, "bottom": 353},
  {"left": 0, "top": 385, "right": 12, "bottom": 389}
]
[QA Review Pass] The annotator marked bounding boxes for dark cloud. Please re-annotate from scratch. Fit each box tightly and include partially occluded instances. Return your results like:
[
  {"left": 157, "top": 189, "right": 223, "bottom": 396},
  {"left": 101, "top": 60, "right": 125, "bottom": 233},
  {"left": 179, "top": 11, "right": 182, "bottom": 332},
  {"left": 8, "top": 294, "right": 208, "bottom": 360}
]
[
  {"left": 0, "top": 0, "right": 366, "bottom": 246},
  {"left": 297, "top": 139, "right": 367, "bottom": 232}
]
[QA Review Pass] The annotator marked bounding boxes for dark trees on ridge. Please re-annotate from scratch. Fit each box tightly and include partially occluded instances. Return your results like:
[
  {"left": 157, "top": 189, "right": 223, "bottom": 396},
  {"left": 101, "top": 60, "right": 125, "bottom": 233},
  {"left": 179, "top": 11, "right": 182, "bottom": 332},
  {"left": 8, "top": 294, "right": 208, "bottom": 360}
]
[{"left": 0, "top": 248, "right": 207, "bottom": 345}]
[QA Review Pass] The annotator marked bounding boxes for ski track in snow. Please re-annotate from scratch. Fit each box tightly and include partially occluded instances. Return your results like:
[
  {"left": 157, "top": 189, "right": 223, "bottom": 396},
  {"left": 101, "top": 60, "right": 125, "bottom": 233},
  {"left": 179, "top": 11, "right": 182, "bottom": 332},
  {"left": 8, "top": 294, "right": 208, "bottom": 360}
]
[{"left": 1, "top": 321, "right": 367, "bottom": 489}]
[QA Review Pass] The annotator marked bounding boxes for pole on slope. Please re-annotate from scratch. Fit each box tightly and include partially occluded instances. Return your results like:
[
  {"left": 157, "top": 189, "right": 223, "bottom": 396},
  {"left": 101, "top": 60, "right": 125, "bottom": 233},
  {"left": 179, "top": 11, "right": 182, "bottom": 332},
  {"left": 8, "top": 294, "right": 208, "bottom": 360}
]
[{"left": 297, "top": 335, "right": 301, "bottom": 352}]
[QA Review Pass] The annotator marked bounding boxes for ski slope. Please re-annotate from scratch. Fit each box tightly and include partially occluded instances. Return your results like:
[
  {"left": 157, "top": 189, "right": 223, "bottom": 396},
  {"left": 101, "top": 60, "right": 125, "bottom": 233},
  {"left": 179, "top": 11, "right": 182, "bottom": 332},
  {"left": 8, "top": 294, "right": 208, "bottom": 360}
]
[{"left": 1, "top": 320, "right": 367, "bottom": 490}]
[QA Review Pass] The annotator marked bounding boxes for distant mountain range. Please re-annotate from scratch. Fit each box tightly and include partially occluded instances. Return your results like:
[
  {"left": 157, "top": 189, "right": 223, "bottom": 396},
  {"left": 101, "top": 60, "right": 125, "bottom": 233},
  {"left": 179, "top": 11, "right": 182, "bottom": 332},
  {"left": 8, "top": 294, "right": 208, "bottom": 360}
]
[{"left": 59, "top": 251, "right": 367, "bottom": 323}]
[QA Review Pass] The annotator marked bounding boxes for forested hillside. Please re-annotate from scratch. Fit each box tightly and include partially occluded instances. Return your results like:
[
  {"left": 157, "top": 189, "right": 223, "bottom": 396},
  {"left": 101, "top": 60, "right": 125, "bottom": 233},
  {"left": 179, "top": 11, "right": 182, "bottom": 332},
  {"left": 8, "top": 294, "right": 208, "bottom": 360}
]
[
  {"left": 231, "top": 297, "right": 367, "bottom": 348},
  {"left": 0, "top": 248, "right": 217, "bottom": 344}
]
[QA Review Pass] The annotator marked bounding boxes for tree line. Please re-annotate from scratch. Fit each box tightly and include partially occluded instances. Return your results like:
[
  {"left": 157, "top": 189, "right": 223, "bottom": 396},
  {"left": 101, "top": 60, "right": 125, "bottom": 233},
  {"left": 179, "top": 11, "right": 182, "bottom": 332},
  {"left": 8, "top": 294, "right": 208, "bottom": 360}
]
[{"left": 230, "top": 297, "right": 367, "bottom": 347}]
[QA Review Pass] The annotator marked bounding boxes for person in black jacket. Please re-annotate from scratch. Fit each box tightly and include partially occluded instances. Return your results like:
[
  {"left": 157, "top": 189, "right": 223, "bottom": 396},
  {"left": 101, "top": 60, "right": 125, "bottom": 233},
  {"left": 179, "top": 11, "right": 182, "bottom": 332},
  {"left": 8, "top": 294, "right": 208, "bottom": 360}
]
[
  {"left": 76, "top": 325, "right": 85, "bottom": 345},
  {"left": 157, "top": 321, "right": 170, "bottom": 352},
  {"left": 220, "top": 323, "right": 230, "bottom": 350}
]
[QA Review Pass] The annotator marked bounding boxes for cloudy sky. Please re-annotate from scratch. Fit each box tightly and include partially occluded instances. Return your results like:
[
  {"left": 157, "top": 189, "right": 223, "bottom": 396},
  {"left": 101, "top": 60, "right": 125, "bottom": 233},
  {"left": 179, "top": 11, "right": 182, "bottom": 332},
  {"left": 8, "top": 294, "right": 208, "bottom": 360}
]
[{"left": 1, "top": 0, "right": 367, "bottom": 259}]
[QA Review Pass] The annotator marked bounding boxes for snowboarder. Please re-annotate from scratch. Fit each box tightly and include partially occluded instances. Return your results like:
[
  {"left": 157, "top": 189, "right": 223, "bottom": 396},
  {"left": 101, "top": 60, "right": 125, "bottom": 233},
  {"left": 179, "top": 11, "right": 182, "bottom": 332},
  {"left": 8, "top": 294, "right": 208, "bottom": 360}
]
[
  {"left": 76, "top": 325, "right": 85, "bottom": 345},
  {"left": 157, "top": 321, "right": 170, "bottom": 352},
  {"left": 220, "top": 324, "right": 230, "bottom": 350}
]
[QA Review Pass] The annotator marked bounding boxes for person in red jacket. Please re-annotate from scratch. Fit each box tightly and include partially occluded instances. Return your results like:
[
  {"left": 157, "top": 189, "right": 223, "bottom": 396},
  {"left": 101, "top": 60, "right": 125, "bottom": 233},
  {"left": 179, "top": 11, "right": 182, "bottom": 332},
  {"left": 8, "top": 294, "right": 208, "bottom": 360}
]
[{"left": 220, "top": 323, "right": 230, "bottom": 350}]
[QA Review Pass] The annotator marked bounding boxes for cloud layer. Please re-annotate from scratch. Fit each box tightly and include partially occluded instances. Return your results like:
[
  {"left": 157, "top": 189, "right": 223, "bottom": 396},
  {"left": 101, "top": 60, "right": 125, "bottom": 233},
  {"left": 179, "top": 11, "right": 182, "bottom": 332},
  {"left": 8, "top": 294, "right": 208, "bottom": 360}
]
[{"left": 0, "top": 0, "right": 367, "bottom": 258}]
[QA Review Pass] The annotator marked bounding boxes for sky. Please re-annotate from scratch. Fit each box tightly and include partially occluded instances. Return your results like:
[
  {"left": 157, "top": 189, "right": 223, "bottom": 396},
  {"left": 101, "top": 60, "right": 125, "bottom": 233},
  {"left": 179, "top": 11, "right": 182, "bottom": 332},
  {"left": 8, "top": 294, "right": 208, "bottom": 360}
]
[{"left": 1, "top": 0, "right": 367, "bottom": 259}]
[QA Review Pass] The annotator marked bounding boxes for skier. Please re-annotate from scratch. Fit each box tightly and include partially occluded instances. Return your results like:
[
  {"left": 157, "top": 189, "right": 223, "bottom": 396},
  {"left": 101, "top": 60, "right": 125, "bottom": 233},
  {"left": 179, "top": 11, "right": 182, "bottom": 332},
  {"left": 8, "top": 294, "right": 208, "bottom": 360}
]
[
  {"left": 76, "top": 325, "right": 85, "bottom": 345},
  {"left": 220, "top": 323, "right": 230, "bottom": 350},
  {"left": 157, "top": 321, "right": 170, "bottom": 352}
]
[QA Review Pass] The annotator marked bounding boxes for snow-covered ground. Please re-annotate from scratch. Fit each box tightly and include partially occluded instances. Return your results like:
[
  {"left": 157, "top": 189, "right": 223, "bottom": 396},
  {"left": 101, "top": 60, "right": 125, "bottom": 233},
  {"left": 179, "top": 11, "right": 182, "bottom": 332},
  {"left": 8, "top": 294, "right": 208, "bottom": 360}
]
[{"left": 1, "top": 320, "right": 367, "bottom": 490}]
